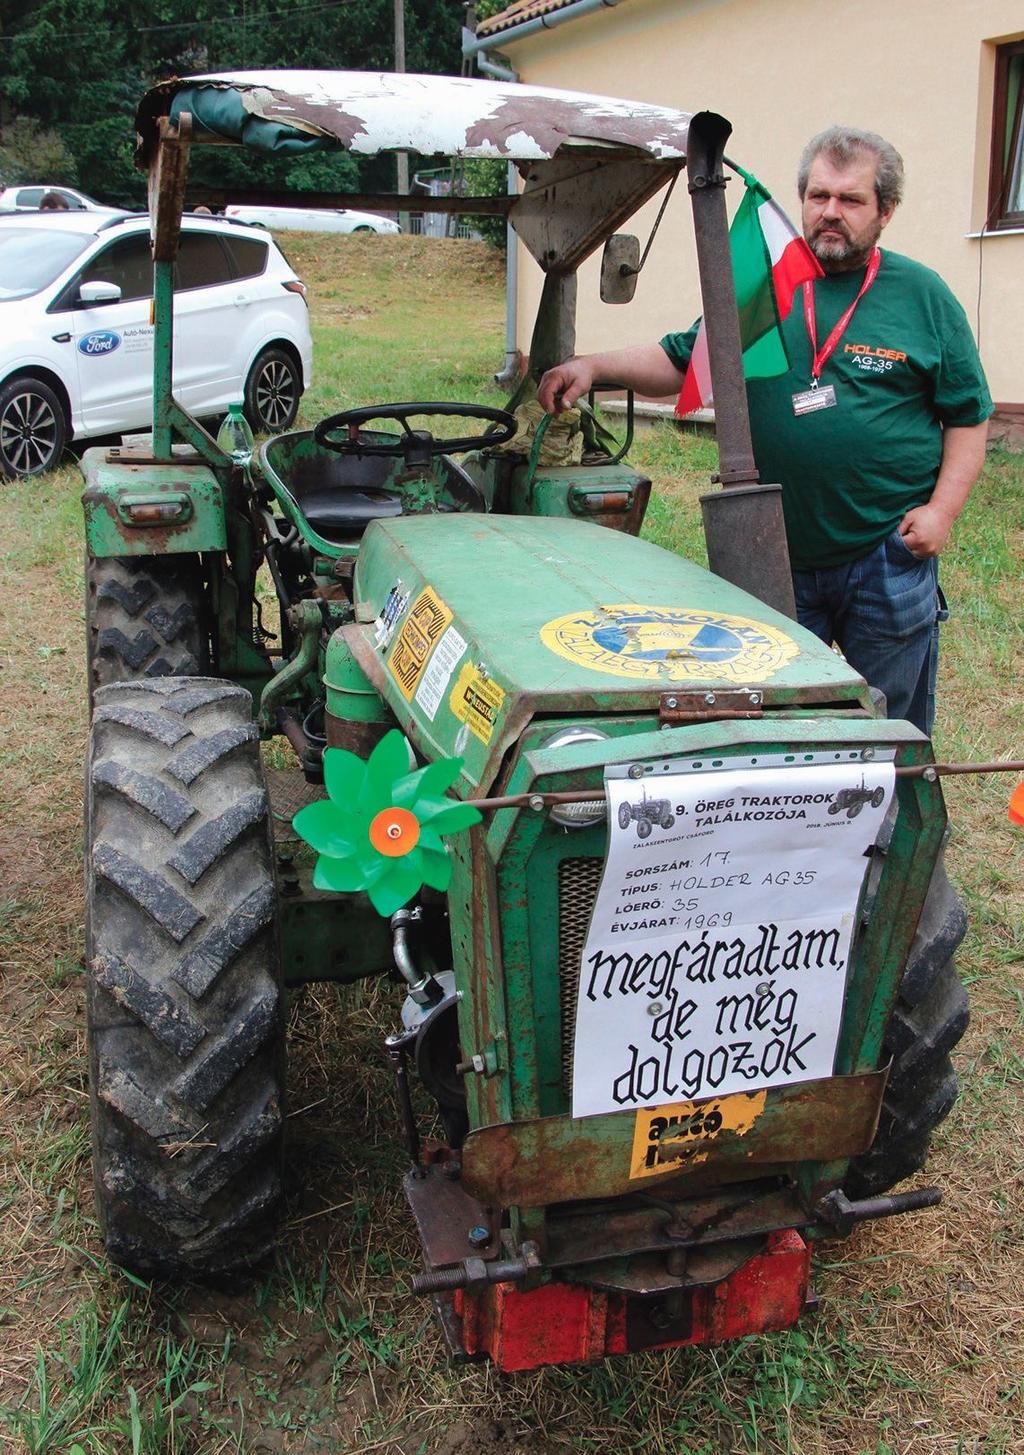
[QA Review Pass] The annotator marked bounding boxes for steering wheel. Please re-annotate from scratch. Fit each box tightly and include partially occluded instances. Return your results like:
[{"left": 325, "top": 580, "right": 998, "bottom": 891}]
[{"left": 314, "top": 402, "right": 517, "bottom": 465}]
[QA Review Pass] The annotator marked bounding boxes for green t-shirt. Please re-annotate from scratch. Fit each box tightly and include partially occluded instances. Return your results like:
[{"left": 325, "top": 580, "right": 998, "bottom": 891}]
[{"left": 660, "top": 250, "right": 993, "bottom": 569}]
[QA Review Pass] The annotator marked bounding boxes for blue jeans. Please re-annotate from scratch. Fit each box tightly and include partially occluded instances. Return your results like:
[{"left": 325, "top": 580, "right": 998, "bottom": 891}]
[{"left": 792, "top": 530, "right": 945, "bottom": 736}]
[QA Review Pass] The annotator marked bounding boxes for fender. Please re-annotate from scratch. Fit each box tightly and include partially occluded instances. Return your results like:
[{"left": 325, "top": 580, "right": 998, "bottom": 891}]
[{"left": 81, "top": 447, "right": 226, "bottom": 558}]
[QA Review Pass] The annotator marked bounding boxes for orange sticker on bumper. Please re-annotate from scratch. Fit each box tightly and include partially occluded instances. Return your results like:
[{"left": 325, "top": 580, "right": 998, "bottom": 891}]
[{"left": 629, "top": 1090, "right": 768, "bottom": 1179}]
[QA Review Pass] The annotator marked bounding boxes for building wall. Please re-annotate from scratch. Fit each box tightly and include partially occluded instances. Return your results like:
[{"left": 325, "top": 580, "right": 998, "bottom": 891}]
[{"left": 497, "top": 0, "right": 1023, "bottom": 407}]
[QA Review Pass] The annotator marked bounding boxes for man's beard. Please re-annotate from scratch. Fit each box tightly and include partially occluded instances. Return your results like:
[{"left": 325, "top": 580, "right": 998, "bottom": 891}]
[{"left": 808, "top": 219, "right": 882, "bottom": 273}]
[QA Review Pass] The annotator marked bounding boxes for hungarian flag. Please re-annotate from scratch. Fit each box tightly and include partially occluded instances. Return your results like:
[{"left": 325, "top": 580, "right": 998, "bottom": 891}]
[{"left": 676, "top": 169, "right": 823, "bottom": 417}]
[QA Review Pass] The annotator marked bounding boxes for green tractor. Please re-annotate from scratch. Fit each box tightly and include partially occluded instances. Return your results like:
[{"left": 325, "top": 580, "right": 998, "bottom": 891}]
[{"left": 81, "top": 72, "right": 969, "bottom": 1371}]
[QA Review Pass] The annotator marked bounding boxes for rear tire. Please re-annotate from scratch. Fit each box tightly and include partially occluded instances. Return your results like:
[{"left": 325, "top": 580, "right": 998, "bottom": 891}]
[
  {"left": 243, "top": 347, "right": 302, "bottom": 433},
  {"left": 847, "top": 844, "right": 969, "bottom": 1196},
  {"left": 0, "top": 375, "right": 68, "bottom": 478},
  {"left": 86, "top": 555, "right": 208, "bottom": 707},
  {"left": 86, "top": 678, "right": 285, "bottom": 1278}
]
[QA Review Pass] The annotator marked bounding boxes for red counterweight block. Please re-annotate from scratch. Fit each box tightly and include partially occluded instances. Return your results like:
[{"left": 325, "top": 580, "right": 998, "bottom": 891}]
[{"left": 455, "top": 1230, "right": 811, "bottom": 1373}]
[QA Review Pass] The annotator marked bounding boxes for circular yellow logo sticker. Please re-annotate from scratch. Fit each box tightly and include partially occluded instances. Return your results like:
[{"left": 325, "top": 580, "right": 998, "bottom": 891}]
[{"left": 540, "top": 605, "right": 799, "bottom": 683}]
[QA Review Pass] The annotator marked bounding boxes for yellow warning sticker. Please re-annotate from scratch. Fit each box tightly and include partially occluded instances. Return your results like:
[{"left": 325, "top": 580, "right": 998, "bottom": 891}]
[
  {"left": 387, "top": 587, "right": 453, "bottom": 701},
  {"left": 628, "top": 1090, "right": 768, "bottom": 1180},
  {"left": 449, "top": 663, "right": 506, "bottom": 744},
  {"left": 540, "top": 605, "right": 798, "bottom": 684}
]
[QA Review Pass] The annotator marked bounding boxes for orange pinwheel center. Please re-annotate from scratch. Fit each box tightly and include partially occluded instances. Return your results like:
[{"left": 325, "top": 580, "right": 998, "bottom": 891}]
[{"left": 369, "top": 806, "right": 420, "bottom": 857}]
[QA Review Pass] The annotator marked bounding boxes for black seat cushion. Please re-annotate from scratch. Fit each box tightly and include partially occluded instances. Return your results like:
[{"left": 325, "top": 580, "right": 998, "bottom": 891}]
[{"left": 301, "top": 486, "right": 404, "bottom": 534}]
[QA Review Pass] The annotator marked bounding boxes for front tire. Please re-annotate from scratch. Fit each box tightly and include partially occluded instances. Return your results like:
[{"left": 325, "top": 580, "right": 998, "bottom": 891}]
[
  {"left": 847, "top": 845, "right": 969, "bottom": 1196},
  {"left": 0, "top": 375, "right": 67, "bottom": 478},
  {"left": 86, "top": 556, "right": 208, "bottom": 707},
  {"left": 86, "top": 678, "right": 285, "bottom": 1278},
  {"left": 243, "top": 347, "right": 302, "bottom": 433}
]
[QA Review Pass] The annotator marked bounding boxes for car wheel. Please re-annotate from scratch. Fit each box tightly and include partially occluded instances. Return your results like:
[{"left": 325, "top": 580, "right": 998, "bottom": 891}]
[
  {"left": 0, "top": 376, "right": 67, "bottom": 478},
  {"left": 243, "top": 347, "right": 301, "bottom": 433},
  {"left": 353, "top": 225, "right": 374, "bottom": 233},
  {"left": 847, "top": 844, "right": 969, "bottom": 1196}
]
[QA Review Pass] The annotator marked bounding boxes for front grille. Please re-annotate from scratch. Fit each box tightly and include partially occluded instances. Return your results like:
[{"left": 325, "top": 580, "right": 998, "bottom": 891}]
[{"left": 558, "top": 857, "right": 603, "bottom": 1095}]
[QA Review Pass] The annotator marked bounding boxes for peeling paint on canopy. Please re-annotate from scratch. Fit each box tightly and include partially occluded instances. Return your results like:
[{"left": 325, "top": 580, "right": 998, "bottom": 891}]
[{"left": 135, "top": 70, "right": 693, "bottom": 164}]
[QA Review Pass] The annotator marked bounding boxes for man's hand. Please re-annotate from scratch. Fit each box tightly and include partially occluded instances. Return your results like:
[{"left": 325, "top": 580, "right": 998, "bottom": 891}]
[
  {"left": 536, "top": 344, "right": 686, "bottom": 414},
  {"left": 898, "top": 502, "right": 955, "bottom": 558},
  {"left": 537, "top": 358, "right": 594, "bottom": 414},
  {"left": 898, "top": 421, "right": 989, "bottom": 557}
]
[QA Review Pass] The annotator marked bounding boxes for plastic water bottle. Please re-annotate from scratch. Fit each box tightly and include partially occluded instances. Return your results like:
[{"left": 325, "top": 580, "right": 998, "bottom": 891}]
[{"left": 216, "top": 402, "right": 255, "bottom": 465}]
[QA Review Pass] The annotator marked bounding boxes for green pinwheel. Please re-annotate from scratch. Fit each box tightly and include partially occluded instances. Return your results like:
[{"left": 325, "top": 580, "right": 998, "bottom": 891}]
[{"left": 292, "top": 730, "right": 482, "bottom": 917}]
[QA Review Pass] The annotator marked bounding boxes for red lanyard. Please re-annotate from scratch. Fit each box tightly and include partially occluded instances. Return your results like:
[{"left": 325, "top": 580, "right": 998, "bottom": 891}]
[{"left": 802, "top": 247, "right": 881, "bottom": 386}]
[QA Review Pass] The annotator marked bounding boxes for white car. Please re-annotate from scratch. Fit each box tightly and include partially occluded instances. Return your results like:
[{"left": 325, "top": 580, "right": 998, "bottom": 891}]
[
  {"left": 225, "top": 203, "right": 400, "bottom": 235},
  {"left": 0, "top": 184, "right": 123, "bottom": 214},
  {"left": 0, "top": 211, "right": 313, "bottom": 477}
]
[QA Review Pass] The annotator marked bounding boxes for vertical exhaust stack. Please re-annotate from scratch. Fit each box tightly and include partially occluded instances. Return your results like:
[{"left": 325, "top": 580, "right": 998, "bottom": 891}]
[{"left": 686, "top": 111, "right": 797, "bottom": 620}]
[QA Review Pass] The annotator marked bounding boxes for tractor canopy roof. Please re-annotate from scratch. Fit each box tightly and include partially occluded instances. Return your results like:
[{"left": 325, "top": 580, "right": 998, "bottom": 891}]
[
  {"left": 134, "top": 71, "right": 698, "bottom": 268},
  {"left": 134, "top": 70, "right": 693, "bottom": 165}
]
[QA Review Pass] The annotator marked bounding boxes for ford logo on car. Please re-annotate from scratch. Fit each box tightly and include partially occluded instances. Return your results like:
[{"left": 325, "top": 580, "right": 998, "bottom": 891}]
[{"left": 78, "top": 331, "right": 121, "bottom": 356}]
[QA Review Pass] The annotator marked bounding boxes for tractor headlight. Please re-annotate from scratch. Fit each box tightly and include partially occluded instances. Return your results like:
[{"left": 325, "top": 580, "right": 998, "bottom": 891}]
[{"left": 541, "top": 727, "right": 609, "bottom": 829}]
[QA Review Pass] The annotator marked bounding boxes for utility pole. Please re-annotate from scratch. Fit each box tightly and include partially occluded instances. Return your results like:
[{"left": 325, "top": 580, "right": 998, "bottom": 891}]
[{"left": 394, "top": 0, "right": 410, "bottom": 233}]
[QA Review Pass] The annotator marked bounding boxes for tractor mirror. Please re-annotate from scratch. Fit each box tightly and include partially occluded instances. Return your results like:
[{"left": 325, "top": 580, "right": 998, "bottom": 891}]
[{"left": 600, "top": 235, "right": 640, "bottom": 304}]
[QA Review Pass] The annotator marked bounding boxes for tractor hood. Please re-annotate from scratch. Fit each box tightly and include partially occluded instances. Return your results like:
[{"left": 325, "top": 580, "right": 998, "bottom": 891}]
[{"left": 345, "top": 515, "right": 870, "bottom": 792}]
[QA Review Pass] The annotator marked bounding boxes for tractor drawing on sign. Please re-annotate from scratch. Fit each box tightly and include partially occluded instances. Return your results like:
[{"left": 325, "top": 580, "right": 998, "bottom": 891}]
[
  {"left": 618, "top": 793, "right": 676, "bottom": 838},
  {"left": 79, "top": 71, "right": 973, "bottom": 1372},
  {"left": 829, "top": 779, "right": 888, "bottom": 819}
]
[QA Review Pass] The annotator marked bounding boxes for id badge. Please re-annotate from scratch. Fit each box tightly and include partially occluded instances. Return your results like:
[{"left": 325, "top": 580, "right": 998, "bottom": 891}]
[{"left": 792, "top": 384, "right": 837, "bottom": 416}]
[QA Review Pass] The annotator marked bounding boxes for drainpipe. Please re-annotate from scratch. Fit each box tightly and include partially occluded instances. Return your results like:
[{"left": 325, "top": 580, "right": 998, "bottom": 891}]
[
  {"left": 461, "top": 26, "right": 522, "bottom": 388},
  {"left": 463, "top": 1, "right": 621, "bottom": 390},
  {"left": 495, "top": 161, "right": 521, "bottom": 387},
  {"left": 461, "top": 0, "right": 621, "bottom": 62}
]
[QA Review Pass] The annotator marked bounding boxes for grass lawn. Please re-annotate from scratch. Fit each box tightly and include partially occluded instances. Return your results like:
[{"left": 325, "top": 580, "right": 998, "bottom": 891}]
[{"left": 0, "top": 233, "right": 1021, "bottom": 1455}]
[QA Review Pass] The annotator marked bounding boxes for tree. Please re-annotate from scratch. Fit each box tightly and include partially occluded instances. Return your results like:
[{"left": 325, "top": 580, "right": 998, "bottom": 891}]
[
  {"left": 0, "top": 0, "right": 468, "bottom": 204},
  {"left": 0, "top": 116, "right": 78, "bottom": 186}
]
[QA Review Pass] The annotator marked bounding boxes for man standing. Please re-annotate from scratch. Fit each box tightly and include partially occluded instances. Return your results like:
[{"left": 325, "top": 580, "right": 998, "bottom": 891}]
[{"left": 537, "top": 126, "right": 992, "bottom": 736}]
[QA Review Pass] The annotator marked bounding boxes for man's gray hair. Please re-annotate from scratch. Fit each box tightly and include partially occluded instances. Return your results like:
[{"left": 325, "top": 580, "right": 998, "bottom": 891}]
[{"left": 798, "top": 126, "right": 905, "bottom": 212}]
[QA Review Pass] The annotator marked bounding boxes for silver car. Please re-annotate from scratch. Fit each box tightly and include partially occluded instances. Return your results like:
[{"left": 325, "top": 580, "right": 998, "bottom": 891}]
[{"left": 225, "top": 203, "right": 400, "bottom": 234}]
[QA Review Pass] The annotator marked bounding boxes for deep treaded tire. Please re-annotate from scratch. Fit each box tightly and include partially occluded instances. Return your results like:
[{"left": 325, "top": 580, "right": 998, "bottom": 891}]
[
  {"left": 86, "top": 556, "right": 208, "bottom": 702},
  {"left": 86, "top": 677, "right": 284, "bottom": 1278},
  {"left": 848, "top": 844, "right": 969, "bottom": 1196}
]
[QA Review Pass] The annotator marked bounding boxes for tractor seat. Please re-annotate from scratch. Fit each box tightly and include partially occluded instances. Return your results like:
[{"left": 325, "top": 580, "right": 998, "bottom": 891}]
[
  {"left": 300, "top": 485, "right": 404, "bottom": 536},
  {"left": 283, "top": 447, "right": 405, "bottom": 540},
  {"left": 263, "top": 430, "right": 484, "bottom": 542}
]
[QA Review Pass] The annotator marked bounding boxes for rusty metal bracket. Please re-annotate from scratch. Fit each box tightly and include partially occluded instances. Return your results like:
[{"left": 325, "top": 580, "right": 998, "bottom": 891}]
[
  {"left": 402, "top": 1159, "right": 498, "bottom": 1270},
  {"left": 149, "top": 113, "right": 191, "bottom": 263},
  {"left": 659, "top": 687, "right": 766, "bottom": 725},
  {"left": 462, "top": 1069, "right": 888, "bottom": 1209}
]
